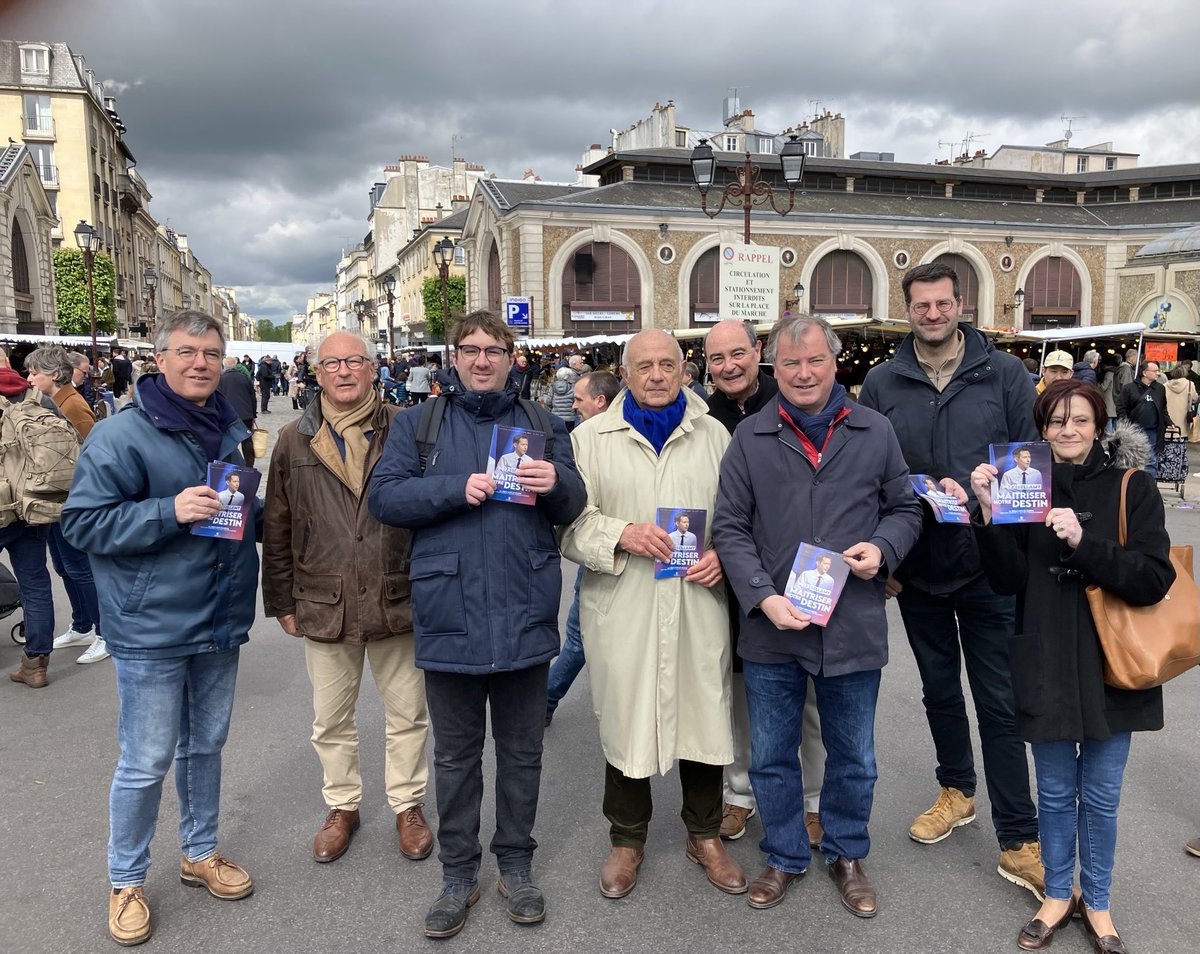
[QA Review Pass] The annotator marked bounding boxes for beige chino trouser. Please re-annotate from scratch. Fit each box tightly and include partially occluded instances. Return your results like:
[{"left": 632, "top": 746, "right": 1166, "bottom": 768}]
[{"left": 304, "top": 636, "right": 429, "bottom": 813}]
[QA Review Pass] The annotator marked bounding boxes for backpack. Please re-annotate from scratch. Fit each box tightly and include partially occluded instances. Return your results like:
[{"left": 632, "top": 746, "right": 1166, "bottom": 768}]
[
  {"left": 0, "top": 389, "right": 81, "bottom": 528},
  {"left": 415, "top": 395, "right": 556, "bottom": 472}
]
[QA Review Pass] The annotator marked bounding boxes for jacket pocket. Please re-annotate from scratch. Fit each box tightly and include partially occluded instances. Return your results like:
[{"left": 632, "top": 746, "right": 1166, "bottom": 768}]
[
  {"left": 525, "top": 548, "right": 561, "bottom": 627},
  {"left": 1006, "top": 632, "right": 1045, "bottom": 719},
  {"left": 409, "top": 552, "right": 467, "bottom": 636},
  {"left": 293, "top": 571, "right": 343, "bottom": 641},
  {"left": 383, "top": 569, "right": 413, "bottom": 635},
  {"left": 120, "top": 553, "right": 159, "bottom": 614}
]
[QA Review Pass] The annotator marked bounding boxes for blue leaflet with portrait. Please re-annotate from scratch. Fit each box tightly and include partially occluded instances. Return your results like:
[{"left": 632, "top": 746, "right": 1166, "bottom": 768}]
[
  {"left": 191, "top": 462, "right": 261, "bottom": 540},
  {"left": 486, "top": 424, "right": 546, "bottom": 506},
  {"left": 989, "top": 441, "right": 1052, "bottom": 524},
  {"left": 910, "top": 473, "right": 971, "bottom": 524},
  {"left": 654, "top": 507, "right": 707, "bottom": 579},
  {"left": 784, "top": 542, "right": 850, "bottom": 627}
]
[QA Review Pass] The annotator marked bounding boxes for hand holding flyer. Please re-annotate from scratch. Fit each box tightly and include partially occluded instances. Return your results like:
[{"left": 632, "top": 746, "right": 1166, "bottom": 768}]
[
  {"left": 191, "top": 463, "right": 261, "bottom": 540},
  {"left": 910, "top": 473, "right": 970, "bottom": 524},
  {"left": 988, "top": 442, "right": 1052, "bottom": 524},
  {"left": 783, "top": 542, "right": 851, "bottom": 626},
  {"left": 486, "top": 425, "right": 547, "bottom": 506},
  {"left": 654, "top": 508, "right": 707, "bottom": 579}
]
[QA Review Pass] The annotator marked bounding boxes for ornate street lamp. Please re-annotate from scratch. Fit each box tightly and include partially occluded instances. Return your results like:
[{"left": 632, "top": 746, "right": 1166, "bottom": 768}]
[
  {"left": 143, "top": 264, "right": 159, "bottom": 335},
  {"left": 432, "top": 237, "right": 456, "bottom": 364},
  {"left": 379, "top": 272, "right": 397, "bottom": 357},
  {"left": 1003, "top": 287, "right": 1026, "bottom": 316},
  {"left": 73, "top": 220, "right": 105, "bottom": 416},
  {"left": 690, "top": 134, "right": 807, "bottom": 244},
  {"left": 785, "top": 280, "right": 805, "bottom": 313}
]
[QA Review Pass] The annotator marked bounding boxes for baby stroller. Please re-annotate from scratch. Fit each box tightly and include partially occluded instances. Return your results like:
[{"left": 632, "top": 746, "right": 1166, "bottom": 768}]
[{"left": 0, "top": 563, "right": 23, "bottom": 644}]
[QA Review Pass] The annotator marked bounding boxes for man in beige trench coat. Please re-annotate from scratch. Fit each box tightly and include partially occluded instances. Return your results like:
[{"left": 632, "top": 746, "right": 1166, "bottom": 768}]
[{"left": 559, "top": 329, "right": 745, "bottom": 902}]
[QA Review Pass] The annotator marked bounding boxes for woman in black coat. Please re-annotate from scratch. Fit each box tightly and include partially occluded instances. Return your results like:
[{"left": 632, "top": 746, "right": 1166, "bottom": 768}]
[{"left": 970, "top": 380, "right": 1174, "bottom": 954}]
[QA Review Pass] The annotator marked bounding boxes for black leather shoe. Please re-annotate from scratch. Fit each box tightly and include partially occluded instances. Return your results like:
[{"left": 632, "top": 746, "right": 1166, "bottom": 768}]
[
  {"left": 1018, "top": 897, "right": 1077, "bottom": 950},
  {"left": 424, "top": 882, "right": 480, "bottom": 939},
  {"left": 497, "top": 869, "right": 545, "bottom": 924},
  {"left": 828, "top": 857, "right": 877, "bottom": 918},
  {"left": 1078, "top": 901, "right": 1128, "bottom": 954}
]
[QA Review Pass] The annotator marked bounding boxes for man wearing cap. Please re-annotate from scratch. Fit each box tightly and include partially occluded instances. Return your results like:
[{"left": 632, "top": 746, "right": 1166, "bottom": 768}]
[{"left": 1035, "top": 351, "right": 1074, "bottom": 393}]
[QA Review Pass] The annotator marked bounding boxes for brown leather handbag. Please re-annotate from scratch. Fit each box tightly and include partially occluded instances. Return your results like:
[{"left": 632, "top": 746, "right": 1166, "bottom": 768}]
[{"left": 1087, "top": 469, "right": 1200, "bottom": 690}]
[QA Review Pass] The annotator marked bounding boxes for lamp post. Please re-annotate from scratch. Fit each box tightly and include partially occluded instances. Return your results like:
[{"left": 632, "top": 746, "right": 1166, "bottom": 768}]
[
  {"left": 432, "top": 237, "right": 456, "bottom": 365},
  {"left": 380, "top": 272, "right": 397, "bottom": 358},
  {"left": 353, "top": 297, "right": 369, "bottom": 331},
  {"left": 73, "top": 220, "right": 104, "bottom": 416},
  {"left": 143, "top": 264, "right": 159, "bottom": 336},
  {"left": 785, "top": 280, "right": 805, "bottom": 313},
  {"left": 690, "top": 135, "right": 807, "bottom": 244},
  {"left": 1003, "top": 287, "right": 1026, "bottom": 318}
]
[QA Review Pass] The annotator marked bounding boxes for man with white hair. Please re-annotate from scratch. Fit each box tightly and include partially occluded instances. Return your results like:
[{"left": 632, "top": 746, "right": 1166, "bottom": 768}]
[{"left": 560, "top": 329, "right": 744, "bottom": 901}]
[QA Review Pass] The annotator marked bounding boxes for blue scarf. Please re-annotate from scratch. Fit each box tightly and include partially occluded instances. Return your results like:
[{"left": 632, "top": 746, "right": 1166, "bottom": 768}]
[
  {"left": 778, "top": 382, "right": 847, "bottom": 450},
  {"left": 138, "top": 372, "right": 239, "bottom": 464},
  {"left": 623, "top": 389, "right": 686, "bottom": 455}
]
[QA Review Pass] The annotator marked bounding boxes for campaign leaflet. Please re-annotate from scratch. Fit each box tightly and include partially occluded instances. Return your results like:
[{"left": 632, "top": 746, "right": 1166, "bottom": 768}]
[
  {"left": 486, "top": 424, "right": 547, "bottom": 506},
  {"left": 783, "top": 542, "right": 851, "bottom": 627},
  {"left": 910, "top": 473, "right": 971, "bottom": 525},
  {"left": 653, "top": 508, "right": 707, "bottom": 579},
  {"left": 191, "top": 462, "right": 261, "bottom": 540},
  {"left": 989, "top": 441, "right": 1052, "bottom": 524}
]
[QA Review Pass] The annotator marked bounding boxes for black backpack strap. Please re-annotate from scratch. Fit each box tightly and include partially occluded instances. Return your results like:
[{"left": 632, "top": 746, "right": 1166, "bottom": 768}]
[
  {"left": 415, "top": 396, "right": 447, "bottom": 472},
  {"left": 518, "top": 398, "right": 556, "bottom": 460}
]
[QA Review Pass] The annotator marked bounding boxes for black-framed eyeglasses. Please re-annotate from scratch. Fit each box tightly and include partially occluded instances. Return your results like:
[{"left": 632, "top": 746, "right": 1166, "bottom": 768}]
[
  {"left": 909, "top": 299, "right": 959, "bottom": 317},
  {"left": 457, "top": 345, "right": 510, "bottom": 361},
  {"left": 317, "top": 355, "right": 369, "bottom": 373}
]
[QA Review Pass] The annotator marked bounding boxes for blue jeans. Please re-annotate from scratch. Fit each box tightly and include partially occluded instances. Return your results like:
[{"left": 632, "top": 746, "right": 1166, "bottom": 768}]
[
  {"left": 743, "top": 659, "right": 880, "bottom": 873},
  {"left": 1032, "top": 734, "right": 1131, "bottom": 911},
  {"left": 546, "top": 567, "right": 585, "bottom": 713},
  {"left": 896, "top": 576, "right": 1038, "bottom": 848},
  {"left": 109, "top": 649, "right": 241, "bottom": 887},
  {"left": 0, "top": 521, "right": 53, "bottom": 656},
  {"left": 1141, "top": 427, "right": 1159, "bottom": 478},
  {"left": 423, "top": 663, "right": 549, "bottom": 884},
  {"left": 48, "top": 523, "right": 101, "bottom": 636}
]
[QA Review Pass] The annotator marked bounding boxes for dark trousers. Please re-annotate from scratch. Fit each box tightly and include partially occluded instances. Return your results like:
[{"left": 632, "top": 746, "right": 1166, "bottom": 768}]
[
  {"left": 239, "top": 419, "right": 255, "bottom": 468},
  {"left": 603, "top": 759, "right": 722, "bottom": 849},
  {"left": 896, "top": 575, "right": 1038, "bottom": 848},
  {"left": 259, "top": 386, "right": 270, "bottom": 413},
  {"left": 423, "top": 663, "right": 549, "bottom": 884}
]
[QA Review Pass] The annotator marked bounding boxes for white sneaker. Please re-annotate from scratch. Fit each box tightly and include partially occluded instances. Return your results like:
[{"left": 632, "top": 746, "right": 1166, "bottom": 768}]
[
  {"left": 53, "top": 626, "right": 95, "bottom": 649},
  {"left": 77, "top": 637, "right": 110, "bottom": 664}
]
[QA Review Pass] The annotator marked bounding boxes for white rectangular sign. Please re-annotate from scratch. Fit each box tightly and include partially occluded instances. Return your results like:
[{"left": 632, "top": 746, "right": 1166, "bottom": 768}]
[{"left": 719, "top": 243, "right": 780, "bottom": 323}]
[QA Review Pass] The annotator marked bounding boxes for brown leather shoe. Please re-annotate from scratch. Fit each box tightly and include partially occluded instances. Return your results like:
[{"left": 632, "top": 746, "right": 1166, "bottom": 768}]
[
  {"left": 747, "top": 865, "right": 802, "bottom": 909},
  {"left": 9, "top": 652, "right": 48, "bottom": 689},
  {"left": 828, "top": 856, "right": 877, "bottom": 918},
  {"left": 599, "top": 846, "right": 643, "bottom": 898},
  {"left": 685, "top": 834, "right": 748, "bottom": 895},
  {"left": 108, "top": 886, "right": 151, "bottom": 946},
  {"left": 1186, "top": 837, "right": 1200, "bottom": 858},
  {"left": 1018, "top": 897, "right": 1076, "bottom": 950},
  {"left": 179, "top": 853, "right": 253, "bottom": 900},
  {"left": 1079, "top": 901, "right": 1129, "bottom": 954},
  {"left": 397, "top": 805, "right": 434, "bottom": 860},
  {"left": 313, "top": 808, "right": 359, "bottom": 863},
  {"left": 805, "top": 811, "right": 823, "bottom": 847}
]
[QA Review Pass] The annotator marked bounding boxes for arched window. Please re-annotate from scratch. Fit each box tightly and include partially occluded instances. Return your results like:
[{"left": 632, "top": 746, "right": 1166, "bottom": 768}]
[
  {"left": 809, "top": 250, "right": 872, "bottom": 316},
  {"left": 486, "top": 243, "right": 501, "bottom": 314},
  {"left": 1024, "top": 257, "right": 1081, "bottom": 329},
  {"left": 11, "top": 220, "right": 30, "bottom": 294},
  {"left": 688, "top": 247, "right": 719, "bottom": 327},
  {"left": 560, "top": 241, "right": 642, "bottom": 335},
  {"left": 933, "top": 252, "right": 979, "bottom": 323},
  {"left": 11, "top": 219, "right": 38, "bottom": 332}
]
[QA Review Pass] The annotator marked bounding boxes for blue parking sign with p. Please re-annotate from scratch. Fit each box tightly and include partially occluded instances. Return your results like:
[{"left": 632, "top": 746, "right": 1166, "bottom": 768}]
[{"left": 505, "top": 296, "right": 530, "bottom": 328}]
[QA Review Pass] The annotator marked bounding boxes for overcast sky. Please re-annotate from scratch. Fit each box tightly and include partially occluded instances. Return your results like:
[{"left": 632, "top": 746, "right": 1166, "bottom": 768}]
[{"left": 6, "top": 0, "right": 1199, "bottom": 326}]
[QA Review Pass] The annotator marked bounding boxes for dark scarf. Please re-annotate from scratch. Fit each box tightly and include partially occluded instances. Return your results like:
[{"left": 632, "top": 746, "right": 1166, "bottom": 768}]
[
  {"left": 622, "top": 389, "right": 686, "bottom": 455},
  {"left": 778, "top": 382, "right": 848, "bottom": 451},
  {"left": 138, "top": 372, "right": 239, "bottom": 463}
]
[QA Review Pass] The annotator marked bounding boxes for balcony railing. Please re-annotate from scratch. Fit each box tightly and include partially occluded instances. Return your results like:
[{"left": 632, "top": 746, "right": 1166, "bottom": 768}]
[
  {"left": 34, "top": 163, "right": 58, "bottom": 186},
  {"left": 23, "top": 115, "right": 55, "bottom": 137}
]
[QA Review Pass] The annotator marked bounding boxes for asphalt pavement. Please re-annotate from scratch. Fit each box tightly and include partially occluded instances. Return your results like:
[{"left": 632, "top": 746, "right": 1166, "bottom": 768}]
[{"left": 1, "top": 398, "right": 1197, "bottom": 954}]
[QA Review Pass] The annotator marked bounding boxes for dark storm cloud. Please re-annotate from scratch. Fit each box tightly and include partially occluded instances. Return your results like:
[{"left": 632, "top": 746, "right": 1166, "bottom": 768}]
[{"left": 5, "top": 0, "right": 1197, "bottom": 324}]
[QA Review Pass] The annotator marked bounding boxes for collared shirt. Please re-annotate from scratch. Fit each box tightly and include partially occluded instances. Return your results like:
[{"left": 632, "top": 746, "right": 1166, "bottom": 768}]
[{"left": 912, "top": 329, "right": 966, "bottom": 393}]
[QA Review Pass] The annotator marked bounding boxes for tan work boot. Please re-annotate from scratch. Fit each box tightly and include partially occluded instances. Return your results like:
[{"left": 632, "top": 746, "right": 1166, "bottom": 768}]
[
  {"left": 179, "top": 852, "right": 253, "bottom": 900},
  {"left": 108, "top": 886, "right": 151, "bottom": 946},
  {"left": 909, "top": 786, "right": 976, "bottom": 844},
  {"left": 999, "top": 840, "right": 1045, "bottom": 901},
  {"left": 719, "top": 803, "right": 755, "bottom": 840},
  {"left": 9, "top": 652, "right": 48, "bottom": 689},
  {"left": 805, "top": 811, "right": 824, "bottom": 847}
]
